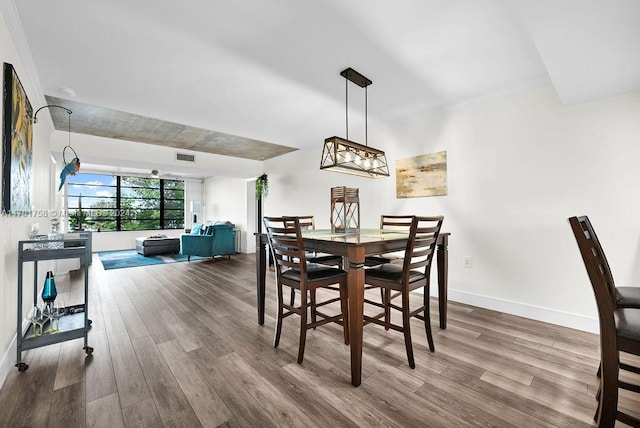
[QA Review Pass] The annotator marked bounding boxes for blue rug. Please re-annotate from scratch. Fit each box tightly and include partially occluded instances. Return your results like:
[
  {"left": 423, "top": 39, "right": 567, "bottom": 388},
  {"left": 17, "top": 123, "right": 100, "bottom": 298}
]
[{"left": 98, "top": 249, "right": 205, "bottom": 270}]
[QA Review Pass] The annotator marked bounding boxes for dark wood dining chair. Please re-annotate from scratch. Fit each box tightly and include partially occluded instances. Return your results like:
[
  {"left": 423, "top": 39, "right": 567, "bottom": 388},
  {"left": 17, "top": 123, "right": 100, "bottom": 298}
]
[
  {"left": 568, "top": 216, "right": 640, "bottom": 427},
  {"left": 364, "top": 215, "right": 414, "bottom": 267},
  {"left": 264, "top": 216, "right": 349, "bottom": 364},
  {"left": 284, "top": 215, "right": 343, "bottom": 309},
  {"left": 570, "top": 216, "right": 640, "bottom": 378},
  {"left": 364, "top": 215, "right": 444, "bottom": 368}
]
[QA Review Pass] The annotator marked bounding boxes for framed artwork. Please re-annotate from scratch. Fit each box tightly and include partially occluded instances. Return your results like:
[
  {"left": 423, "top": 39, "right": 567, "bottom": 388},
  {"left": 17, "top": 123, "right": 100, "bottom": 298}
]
[
  {"left": 2, "top": 62, "right": 33, "bottom": 215},
  {"left": 396, "top": 151, "right": 447, "bottom": 198}
]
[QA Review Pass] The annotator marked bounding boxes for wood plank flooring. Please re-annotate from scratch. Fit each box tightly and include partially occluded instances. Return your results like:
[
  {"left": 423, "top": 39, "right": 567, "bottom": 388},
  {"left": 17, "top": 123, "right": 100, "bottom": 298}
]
[{"left": 1, "top": 253, "right": 639, "bottom": 427}]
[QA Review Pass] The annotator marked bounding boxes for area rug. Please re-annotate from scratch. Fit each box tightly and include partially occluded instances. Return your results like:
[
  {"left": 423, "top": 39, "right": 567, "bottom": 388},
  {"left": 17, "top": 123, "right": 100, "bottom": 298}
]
[{"left": 98, "top": 249, "right": 205, "bottom": 270}]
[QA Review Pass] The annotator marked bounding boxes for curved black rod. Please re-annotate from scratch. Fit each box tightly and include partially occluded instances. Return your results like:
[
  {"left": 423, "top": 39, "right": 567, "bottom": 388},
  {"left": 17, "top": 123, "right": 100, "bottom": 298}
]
[{"left": 33, "top": 104, "right": 72, "bottom": 123}]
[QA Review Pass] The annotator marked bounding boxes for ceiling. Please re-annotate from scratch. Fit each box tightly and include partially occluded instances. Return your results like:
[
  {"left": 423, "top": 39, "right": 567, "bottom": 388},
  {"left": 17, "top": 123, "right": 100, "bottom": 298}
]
[{"left": 8, "top": 0, "right": 640, "bottom": 178}]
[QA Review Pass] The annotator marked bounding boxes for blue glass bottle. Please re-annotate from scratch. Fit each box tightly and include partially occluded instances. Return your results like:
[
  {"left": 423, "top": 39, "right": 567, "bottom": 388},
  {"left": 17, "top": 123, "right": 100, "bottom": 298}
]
[{"left": 42, "top": 271, "right": 57, "bottom": 303}]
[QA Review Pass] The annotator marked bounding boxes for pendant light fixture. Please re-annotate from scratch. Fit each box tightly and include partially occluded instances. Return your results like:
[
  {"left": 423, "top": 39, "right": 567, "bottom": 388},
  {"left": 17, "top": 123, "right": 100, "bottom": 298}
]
[
  {"left": 320, "top": 68, "right": 389, "bottom": 178},
  {"left": 34, "top": 104, "right": 80, "bottom": 190}
]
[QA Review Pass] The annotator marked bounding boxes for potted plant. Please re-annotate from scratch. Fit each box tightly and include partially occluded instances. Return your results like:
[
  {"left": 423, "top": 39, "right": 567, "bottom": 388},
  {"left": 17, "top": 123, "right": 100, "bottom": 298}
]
[
  {"left": 256, "top": 174, "right": 268, "bottom": 233},
  {"left": 256, "top": 173, "right": 268, "bottom": 200}
]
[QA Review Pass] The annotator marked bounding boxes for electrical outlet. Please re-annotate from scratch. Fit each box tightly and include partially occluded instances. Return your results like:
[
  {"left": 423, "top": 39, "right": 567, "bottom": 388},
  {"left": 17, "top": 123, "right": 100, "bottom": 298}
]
[{"left": 463, "top": 256, "right": 473, "bottom": 268}]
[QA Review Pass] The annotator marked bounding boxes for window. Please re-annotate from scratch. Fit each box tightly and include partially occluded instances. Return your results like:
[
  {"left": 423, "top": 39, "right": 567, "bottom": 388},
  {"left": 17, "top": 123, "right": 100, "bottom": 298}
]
[{"left": 66, "top": 173, "right": 185, "bottom": 231}]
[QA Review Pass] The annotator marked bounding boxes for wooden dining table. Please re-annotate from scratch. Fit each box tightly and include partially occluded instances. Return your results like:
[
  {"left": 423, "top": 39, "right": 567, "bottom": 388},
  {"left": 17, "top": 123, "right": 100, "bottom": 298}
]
[{"left": 255, "top": 228, "right": 450, "bottom": 387}]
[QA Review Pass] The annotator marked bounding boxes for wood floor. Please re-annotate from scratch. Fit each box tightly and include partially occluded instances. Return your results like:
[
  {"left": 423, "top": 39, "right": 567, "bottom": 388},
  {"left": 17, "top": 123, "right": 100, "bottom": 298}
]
[{"left": 1, "top": 253, "right": 639, "bottom": 427}]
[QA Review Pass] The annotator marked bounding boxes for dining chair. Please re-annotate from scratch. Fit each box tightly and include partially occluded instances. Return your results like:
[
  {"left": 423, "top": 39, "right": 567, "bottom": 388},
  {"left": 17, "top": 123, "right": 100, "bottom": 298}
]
[
  {"left": 568, "top": 216, "right": 640, "bottom": 379},
  {"left": 284, "top": 215, "right": 343, "bottom": 308},
  {"left": 364, "top": 215, "right": 444, "bottom": 369},
  {"left": 264, "top": 216, "right": 349, "bottom": 364},
  {"left": 568, "top": 216, "right": 640, "bottom": 427},
  {"left": 364, "top": 215, "right": 414, "bottom": 267}
]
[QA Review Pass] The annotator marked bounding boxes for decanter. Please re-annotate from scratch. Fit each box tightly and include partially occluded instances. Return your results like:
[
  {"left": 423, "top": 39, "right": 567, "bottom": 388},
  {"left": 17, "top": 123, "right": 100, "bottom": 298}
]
[{"left": 47, "top": 215, "right": 64, "bottom": 249}]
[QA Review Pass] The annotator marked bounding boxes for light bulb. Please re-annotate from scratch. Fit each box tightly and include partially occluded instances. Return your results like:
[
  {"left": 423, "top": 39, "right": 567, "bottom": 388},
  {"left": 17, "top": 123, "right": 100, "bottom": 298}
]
[{"left": 345, "top": 152, "right": 353, "bottom": 163}]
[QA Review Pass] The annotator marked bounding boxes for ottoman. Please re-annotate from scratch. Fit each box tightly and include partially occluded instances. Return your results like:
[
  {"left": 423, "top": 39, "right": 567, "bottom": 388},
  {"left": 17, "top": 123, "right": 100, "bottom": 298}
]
[{"left": 135, "top": 236, "right": 180, "bottom": 256}]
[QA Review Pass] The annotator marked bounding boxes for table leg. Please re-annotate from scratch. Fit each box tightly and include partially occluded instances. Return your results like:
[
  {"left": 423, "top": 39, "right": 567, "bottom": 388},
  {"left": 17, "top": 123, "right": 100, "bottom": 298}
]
[
  {"left": 347, "top": 246, "right": 365, "bottom": 387},
  {"left": 437, "top": 234, "right": 449, "bottom": 329},
  {"left": 256, "top": 234, "right": 267, "bottom": 325}
]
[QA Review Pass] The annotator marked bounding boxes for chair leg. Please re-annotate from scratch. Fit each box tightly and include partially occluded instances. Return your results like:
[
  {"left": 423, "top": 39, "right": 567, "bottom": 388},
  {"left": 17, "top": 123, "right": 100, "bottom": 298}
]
[
  {"left": 289, "top": 288, "right": 296, "bottom": 306},
  {"left": 595, "top": 359, "right": 620, "bottom": 427},
  {"left": 423, "top": 286, "right": 435, "bottom": 352},
  {"left": 402, "top": 289, "right": 415, "bottom": 369},
  {"left": 311, "top": 289, "right": 317, "bottom": 329},
  {"left": 297, "top": 289, "right": 308, "bottom": 364},
  {"left": 384, "top": 289, "right": 391, "bottom": 331},
  {"left": 187, "top": 255, "right": 191, "bottom": 261},
  {"left": 273, "top": 284, "right": 284, "bottom": 348}
]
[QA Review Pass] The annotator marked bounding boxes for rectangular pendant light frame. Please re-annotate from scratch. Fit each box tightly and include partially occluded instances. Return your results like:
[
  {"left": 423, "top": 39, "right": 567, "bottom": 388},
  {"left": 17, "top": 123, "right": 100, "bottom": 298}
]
[{"left": 320, "top": 136, "right": 389, "bottom": 178}]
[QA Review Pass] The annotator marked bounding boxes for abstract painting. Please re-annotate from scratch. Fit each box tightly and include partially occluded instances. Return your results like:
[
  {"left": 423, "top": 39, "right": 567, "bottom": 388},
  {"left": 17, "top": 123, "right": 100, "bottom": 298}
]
[
  {"left": 2, "top": 63, "right": 33, "bottom": 214},
  {"left": 396, "top": 151, "right": 447, "bottom": 198}
]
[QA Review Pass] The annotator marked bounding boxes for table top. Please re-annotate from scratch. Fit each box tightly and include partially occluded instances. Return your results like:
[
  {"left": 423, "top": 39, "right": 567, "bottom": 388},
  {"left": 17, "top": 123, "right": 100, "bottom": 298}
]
[
  {"left": 301, "top": 228, "right": 410, "bottom": 243},
  {"left": 256, "top": 229, "right": 449, "bottom": 251}
]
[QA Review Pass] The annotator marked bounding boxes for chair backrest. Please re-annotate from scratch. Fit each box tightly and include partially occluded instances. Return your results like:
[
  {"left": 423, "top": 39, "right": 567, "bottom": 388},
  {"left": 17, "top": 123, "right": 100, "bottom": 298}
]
[
  {"left": 569, "top": 216, "right": 616, "bottom": 312},
  {"left": 264, "top": 216, "right": 308, "bottom": 282},
  {"left": 568, "top": 216, "right": 617, "bottom": 338},
  {"left": 402, "top": 216, "right": 444, "bottom": 279},
  {"left": 287, "top": 215, "right": 315, "bottom": 230},
  {"left": 380, "top": 215, "right": 414, "bottom": 231}
]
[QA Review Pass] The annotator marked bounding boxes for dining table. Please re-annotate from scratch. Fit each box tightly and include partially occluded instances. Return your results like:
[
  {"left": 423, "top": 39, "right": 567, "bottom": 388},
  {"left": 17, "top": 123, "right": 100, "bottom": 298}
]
[{"left": 255, "top": 228, "right": 450, "bottom": 387}]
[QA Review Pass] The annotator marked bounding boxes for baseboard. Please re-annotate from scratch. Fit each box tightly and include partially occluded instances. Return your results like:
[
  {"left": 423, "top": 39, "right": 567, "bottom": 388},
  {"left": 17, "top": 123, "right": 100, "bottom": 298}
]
[
  {"left": 432, "top": 288, "right": 599, "bottom": 334},
  {"left": 0, "top": 334, "right": 17, "bottom": 390}
]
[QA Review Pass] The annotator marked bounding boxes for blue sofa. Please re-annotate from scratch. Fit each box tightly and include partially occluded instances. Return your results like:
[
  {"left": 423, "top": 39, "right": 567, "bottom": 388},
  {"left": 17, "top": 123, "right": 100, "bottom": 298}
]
[{"left": 181, "top": 222, "right": 236, "bottom": 261}]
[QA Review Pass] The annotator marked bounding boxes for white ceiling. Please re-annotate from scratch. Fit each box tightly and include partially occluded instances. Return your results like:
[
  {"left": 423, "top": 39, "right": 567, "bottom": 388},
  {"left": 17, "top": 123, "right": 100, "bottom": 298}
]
[{"left": 8, "top": 0, "right": 640, "bottom": 177}]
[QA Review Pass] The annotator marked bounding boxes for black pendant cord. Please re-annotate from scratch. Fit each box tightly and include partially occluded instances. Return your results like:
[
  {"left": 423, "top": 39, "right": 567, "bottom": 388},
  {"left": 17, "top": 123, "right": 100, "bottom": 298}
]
[
  {"left": 67, "top": 107, "right": 71, "bottom": 147},
  {"left": 343, "top": 71, "right": 369, "bottom": 147},
  {"left": 34, "top": 104, "right": 73, "bottom": 146},
  {"left": 34, "top": 104, "right": 77, "bottom": 161},
  {"left": 345, "top": 76, "right": 349, "bottom": 141},
  {"left": 365, "top": 86, "right": 368, "bottom": 147},
  {"left": 33, "top": 104, "right": 72, "bottom": 124}
]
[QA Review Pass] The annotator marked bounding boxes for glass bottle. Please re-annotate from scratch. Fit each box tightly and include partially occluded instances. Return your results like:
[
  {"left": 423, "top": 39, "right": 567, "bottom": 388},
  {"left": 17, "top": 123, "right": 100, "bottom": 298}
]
[{"left": 48, "top": 215, "right": 64, "bottom": 249}]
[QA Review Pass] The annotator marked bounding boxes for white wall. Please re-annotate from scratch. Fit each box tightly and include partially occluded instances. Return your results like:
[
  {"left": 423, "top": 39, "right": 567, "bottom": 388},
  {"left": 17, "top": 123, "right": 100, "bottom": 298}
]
[
  {"left": 185, "top": 180, "right": 203, "bottom": 229},
  {"left": 259, "top": 83, "right": 640, "bottom": 333},
  {"left": 203, "top": 176, "right": 247, "bottom": 252},
  {"left": 0, "top": 4, "right": 55, "bottom": 385}
]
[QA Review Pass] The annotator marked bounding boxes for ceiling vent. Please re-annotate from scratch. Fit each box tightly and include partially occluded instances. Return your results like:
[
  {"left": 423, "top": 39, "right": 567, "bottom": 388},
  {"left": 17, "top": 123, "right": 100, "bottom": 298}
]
[{"left": 176, "top": 152, "right": 195, "bottom": 162}]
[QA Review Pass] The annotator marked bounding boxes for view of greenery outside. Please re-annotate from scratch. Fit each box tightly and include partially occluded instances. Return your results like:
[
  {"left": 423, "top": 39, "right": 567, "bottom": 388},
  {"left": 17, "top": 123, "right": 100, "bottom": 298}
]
[{"left": 66, "top": 173, "right": 185, "bottom": 231}]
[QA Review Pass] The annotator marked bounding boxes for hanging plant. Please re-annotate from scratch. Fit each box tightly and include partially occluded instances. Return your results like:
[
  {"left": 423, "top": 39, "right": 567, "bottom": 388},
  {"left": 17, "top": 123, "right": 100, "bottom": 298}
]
[{"left": 256, "top": 173, "right": 268, "bottom": 200}]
